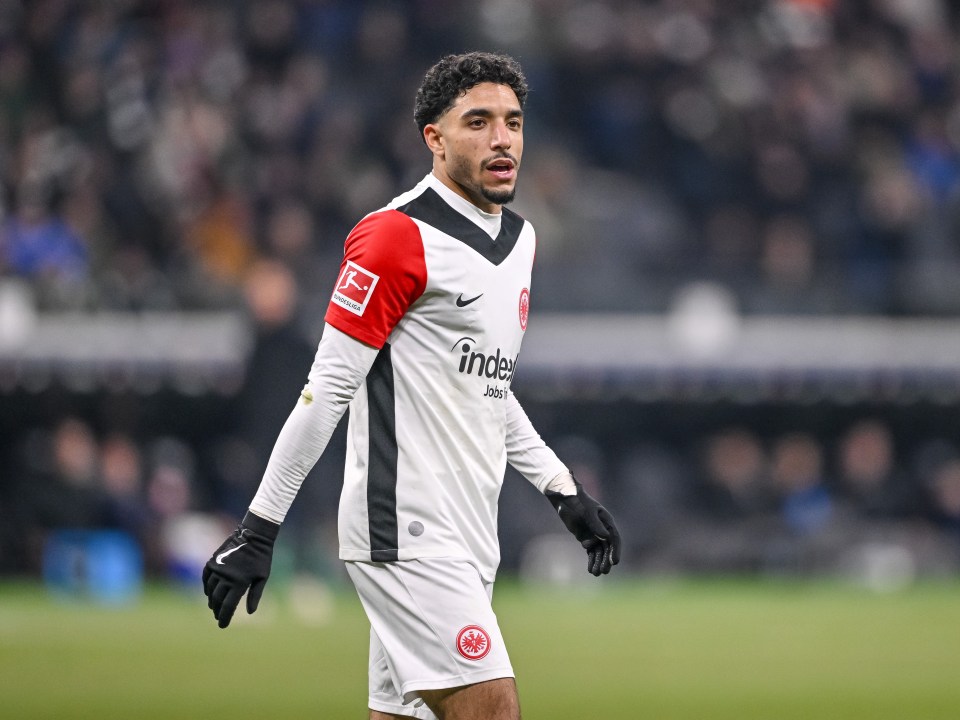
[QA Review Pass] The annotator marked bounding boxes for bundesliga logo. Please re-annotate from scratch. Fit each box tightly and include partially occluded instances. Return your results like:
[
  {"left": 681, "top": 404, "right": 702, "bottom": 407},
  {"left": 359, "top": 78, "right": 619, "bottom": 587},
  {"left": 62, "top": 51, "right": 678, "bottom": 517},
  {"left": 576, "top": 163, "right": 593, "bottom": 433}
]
[{"left": 331, "top": 261, "right": 379, "bottom": 316}]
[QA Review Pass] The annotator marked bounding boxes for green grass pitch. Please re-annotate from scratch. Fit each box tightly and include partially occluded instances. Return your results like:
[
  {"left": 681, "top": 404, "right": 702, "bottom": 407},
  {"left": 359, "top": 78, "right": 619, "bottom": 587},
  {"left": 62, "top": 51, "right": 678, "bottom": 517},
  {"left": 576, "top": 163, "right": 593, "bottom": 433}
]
[{"left": 1, "top": 578, "right": 958, "bottom": 719}]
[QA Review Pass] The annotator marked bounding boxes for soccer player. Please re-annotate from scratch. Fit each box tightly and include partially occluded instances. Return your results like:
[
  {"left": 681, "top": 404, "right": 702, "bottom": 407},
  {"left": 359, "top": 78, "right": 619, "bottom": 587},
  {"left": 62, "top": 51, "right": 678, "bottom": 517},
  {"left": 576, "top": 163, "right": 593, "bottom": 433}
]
[{"left": 202, "top": 51, "right": 621, "bottom": 720}]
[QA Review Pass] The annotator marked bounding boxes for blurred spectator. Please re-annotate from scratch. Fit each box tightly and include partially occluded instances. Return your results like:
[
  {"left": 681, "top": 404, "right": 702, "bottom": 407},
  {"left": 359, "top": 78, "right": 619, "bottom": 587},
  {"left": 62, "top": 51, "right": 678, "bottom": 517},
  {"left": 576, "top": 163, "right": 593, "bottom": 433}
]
[
  {"left": 762, "top": 430, "right": 861, "bottom": 575},
  {"left": 1, "top": 191, "right": 87, "bottom": 278},
  {"left": 260, "top": 196, "right": 338, "bottom": 338},
  {"left": 17, "top": 417, "right": 105, "bottom": 570},
  {"left": 693, "top": 427, "right": 774, "bottom": 521},
  {"left": 144, "top": 436, "right": 205, "bottom": 580},
  {"left": 924, "top": 456, "right": 960, "bottom": 546},
  {"left": 0, "top": 188, "right": 91, "bottom": 309},
  {"left": 832, "top": 425, "right": 958, "bottom": 585},
  {"left": 744, "top": 215, "right": 841, "bottom": 314},
  {"left": 234, "top": 258, "right": 316, "bottom": 470},
  {"left": 771, "top": 431, "right": 834, "bottom": 536},
  {"left": 26, "top": 417, "right": 102, "bottom": 525},
  {"left": 671, "top": 427, "right": 776, "bottom": 574},
  {"left": 99, "top": 432, "right": 150, "bottom": 543},
  {"left": 181, "top": 188, "right": 256, "bottom": 300},
  {"left": 834, "top": 419, "right": 920, "bottom": 521},
  {"left": 146, "top": 437, "right": 196, "bottom": 521}
]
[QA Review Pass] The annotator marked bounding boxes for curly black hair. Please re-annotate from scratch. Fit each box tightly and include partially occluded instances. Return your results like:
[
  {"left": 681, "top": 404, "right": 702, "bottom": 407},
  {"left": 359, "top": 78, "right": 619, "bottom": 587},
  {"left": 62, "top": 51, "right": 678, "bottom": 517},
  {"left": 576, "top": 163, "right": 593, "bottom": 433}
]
[{"left": 414, "top": 52, "right": 528, "bottom": 142}]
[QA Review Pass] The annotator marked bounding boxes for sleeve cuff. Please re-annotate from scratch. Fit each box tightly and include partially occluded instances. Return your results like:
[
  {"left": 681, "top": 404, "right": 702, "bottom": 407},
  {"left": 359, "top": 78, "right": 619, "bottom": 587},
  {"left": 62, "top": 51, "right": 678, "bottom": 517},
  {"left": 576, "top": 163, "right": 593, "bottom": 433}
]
[
  {"left": 542, "top": 470, "right": 577, "bottom": 496},
  {"left": 243, "top": 510, "right": 281, "bottom": 539}
]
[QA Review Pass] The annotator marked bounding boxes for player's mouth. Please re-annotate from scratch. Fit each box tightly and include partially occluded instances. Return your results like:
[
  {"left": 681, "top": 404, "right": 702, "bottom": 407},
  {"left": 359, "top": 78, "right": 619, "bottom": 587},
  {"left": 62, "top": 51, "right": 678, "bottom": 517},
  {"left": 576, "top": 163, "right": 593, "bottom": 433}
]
[{"left": 485, "top": 157, "right": 516, "bottom": 181}]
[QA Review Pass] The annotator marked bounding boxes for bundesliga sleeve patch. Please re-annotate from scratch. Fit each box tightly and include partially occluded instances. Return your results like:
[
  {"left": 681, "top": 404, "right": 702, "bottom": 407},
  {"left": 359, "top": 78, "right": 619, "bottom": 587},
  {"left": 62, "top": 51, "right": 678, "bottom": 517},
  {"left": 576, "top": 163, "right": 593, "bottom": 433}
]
[{"left": 331, "top": 260, "right": 379, "bottom": 316}]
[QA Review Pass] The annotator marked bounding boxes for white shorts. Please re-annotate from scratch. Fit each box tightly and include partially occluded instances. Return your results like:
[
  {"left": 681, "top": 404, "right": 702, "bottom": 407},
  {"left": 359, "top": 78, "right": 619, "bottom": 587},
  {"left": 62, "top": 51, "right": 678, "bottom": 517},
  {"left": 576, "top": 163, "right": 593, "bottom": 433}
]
[{"left": 345, "top": 558, "right": 515, "bottom": 719}]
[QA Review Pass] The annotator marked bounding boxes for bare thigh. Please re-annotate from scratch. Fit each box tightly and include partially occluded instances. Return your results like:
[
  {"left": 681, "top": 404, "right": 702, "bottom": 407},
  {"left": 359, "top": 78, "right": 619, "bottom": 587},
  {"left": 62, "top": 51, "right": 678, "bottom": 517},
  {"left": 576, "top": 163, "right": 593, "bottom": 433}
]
[{"left": 418, "top": 677, "right": 520, "bottom": 720}]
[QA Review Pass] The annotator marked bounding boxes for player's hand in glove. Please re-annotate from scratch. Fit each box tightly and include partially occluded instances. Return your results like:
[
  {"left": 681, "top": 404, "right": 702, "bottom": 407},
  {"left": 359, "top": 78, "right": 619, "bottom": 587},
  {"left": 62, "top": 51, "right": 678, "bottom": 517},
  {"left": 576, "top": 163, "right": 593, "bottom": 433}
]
[
  {"left": 546, "top": 475, "right": 621, "bottom": 576},
  {"left": 202, "top": 511, "right": 280, "bottom": 628}
]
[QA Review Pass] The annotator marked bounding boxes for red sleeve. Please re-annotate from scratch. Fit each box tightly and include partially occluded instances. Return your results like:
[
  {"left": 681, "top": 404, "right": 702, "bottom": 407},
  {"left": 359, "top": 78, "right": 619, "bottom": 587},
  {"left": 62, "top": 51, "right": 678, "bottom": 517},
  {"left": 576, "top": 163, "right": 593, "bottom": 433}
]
[{"left": 324, "top": 209, "right": 427, "bottom": 348}]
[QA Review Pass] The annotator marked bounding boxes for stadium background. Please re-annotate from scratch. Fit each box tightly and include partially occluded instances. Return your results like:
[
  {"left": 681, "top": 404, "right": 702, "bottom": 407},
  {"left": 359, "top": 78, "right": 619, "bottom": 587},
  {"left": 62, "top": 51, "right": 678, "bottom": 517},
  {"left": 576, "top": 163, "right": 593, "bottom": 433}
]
[{"left": 1, "top": 1, "right": 960, "bottom": 717}]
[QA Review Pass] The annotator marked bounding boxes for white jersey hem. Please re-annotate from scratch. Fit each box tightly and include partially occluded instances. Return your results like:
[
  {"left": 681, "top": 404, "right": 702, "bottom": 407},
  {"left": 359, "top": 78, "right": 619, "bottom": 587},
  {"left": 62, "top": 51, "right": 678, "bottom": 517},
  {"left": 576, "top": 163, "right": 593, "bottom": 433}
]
[{"left": 340, "top": 548, "right": 498, "bottom": 581}]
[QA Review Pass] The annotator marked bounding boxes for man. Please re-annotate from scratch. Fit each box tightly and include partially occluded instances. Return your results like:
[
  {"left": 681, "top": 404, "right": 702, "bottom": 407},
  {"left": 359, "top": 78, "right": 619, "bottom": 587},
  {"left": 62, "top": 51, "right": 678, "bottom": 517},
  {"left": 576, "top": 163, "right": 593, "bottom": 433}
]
[{"left": 203, "top": 51, "right": 621, "bottom": 720}]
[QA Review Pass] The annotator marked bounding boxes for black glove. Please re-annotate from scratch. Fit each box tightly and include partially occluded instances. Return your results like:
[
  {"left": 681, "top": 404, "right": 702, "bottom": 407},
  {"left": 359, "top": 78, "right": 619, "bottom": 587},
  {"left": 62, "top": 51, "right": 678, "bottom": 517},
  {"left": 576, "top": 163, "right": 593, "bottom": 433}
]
[
  {"left": 546, "top": 477, "right": 621, "bottom": 576},
  {"left": 202, "top": 511, "right": 280, "bottom": 628}
]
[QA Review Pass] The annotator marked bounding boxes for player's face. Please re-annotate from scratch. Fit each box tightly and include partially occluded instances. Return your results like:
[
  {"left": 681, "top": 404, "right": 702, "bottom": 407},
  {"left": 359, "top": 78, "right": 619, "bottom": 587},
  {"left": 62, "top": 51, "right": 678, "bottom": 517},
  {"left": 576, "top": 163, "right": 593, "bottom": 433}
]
[{"left": 426, "top": 82, "right": 524, "bottom": 213}]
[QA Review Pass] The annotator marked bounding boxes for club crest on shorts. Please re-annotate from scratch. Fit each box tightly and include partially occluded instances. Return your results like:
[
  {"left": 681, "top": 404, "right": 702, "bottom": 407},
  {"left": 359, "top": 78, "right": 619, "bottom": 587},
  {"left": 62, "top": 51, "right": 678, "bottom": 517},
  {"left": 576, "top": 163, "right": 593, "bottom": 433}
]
[
  {"left": 518, "top": 287, "right": 529, "bottom": 330},
  {"left": 331, "top": 260, "right": 379, "bottom": 316},
  {"left": 456, "top": 625, "right": 491, "bottom": 661}
]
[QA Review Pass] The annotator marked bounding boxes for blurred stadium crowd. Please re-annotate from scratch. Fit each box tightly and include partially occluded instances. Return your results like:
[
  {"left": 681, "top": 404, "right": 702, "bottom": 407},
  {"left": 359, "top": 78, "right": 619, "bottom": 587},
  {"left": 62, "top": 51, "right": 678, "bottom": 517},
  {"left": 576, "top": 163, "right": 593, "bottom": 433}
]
[
  {"left": 2, "top": 0, "right": 960, "bottom": 585},
  {"left": 5, "top": 0, "right": 960, "bottom": 316}
]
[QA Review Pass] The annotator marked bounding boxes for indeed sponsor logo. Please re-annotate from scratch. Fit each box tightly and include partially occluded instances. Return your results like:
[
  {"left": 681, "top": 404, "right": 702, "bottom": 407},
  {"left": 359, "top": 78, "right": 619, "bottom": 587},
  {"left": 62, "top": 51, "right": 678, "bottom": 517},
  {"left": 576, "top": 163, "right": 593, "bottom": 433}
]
[{"left": 451, "top": 337, "right": 518, "bottom": 382}]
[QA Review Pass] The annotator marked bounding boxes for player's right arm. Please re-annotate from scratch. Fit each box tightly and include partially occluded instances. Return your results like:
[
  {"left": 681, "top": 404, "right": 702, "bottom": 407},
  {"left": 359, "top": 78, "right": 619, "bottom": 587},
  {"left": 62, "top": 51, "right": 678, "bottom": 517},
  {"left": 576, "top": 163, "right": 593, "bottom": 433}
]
[
  {"left": 248, "top": 324, "right": 378, "bottom": 522},
  {"left": 203, "top": 323, "right": 378, "bottom": 628},
  {"left": 203, "top": 209, "right": 426, "bottom": 628}
]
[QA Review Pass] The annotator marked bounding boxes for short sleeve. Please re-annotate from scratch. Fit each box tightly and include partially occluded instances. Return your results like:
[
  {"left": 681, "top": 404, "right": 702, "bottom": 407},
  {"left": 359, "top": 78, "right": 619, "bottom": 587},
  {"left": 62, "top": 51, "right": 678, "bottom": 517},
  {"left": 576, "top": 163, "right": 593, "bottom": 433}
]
[{"left": 324, "top": 209, "right": 427, "bottom": 348}]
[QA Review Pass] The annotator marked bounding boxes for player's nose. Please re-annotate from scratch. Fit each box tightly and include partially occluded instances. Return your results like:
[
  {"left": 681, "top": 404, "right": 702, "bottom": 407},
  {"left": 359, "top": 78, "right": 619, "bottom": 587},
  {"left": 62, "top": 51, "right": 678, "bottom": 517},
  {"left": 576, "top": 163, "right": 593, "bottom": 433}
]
[{"left": 490, "top": 121, "right": 511, "bottom": 148}]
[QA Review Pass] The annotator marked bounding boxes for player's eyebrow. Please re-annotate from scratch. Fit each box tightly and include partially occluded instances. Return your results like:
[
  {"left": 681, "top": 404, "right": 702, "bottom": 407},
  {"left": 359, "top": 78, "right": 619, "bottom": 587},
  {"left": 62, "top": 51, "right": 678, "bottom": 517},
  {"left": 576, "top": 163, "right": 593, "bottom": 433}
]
[{"left": 460, "top": 107, "right": 524, "bottom": 121}]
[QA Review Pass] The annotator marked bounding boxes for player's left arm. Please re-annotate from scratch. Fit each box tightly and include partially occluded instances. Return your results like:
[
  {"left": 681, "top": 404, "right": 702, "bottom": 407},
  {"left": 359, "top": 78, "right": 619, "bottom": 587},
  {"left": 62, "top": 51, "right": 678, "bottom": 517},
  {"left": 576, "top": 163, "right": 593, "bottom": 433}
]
[{"left": 504, "top": 391, "right": 621, "bottom": 575}]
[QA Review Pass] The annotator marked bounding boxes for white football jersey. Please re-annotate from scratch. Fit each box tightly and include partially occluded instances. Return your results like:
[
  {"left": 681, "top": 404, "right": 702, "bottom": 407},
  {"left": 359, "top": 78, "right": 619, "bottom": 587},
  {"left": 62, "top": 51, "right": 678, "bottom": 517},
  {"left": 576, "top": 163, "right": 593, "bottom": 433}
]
[{"left": 325, "top": 173, "right": 560, "bottom": 580}]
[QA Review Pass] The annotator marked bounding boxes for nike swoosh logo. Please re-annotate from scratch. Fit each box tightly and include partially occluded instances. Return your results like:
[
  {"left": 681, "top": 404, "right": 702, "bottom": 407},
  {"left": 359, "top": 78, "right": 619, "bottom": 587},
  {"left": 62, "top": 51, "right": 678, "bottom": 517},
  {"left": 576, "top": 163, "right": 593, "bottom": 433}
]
[
  {"left": 216, "top": 543, "right": 247, "bottom": 565},
  {"left": 456, "top": 293, "right": 483, "bottom": 307}
]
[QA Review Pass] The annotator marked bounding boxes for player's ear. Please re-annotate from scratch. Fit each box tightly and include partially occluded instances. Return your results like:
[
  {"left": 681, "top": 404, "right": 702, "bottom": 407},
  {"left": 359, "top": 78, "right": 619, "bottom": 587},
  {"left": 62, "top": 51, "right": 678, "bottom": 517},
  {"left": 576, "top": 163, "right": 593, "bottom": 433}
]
[{"left": 423, "top": 123, "right": 444, "bottom": 158}]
